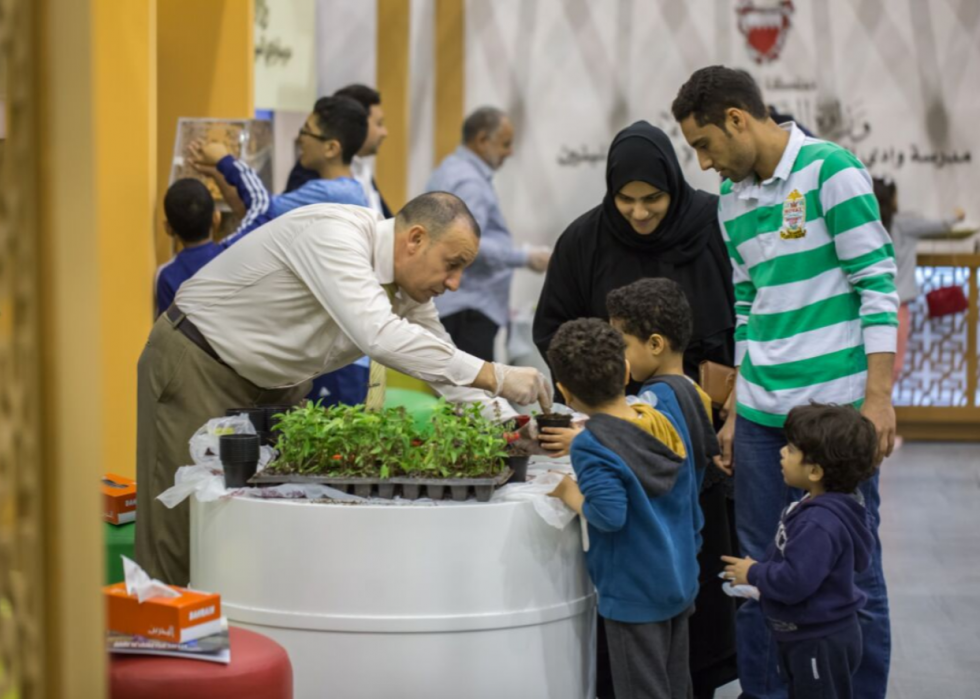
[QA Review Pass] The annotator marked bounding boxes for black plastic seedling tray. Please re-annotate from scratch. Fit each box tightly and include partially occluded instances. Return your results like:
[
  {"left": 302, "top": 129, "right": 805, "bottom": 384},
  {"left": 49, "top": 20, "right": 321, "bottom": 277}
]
[{"left": 248, "top": 468, "right": 514, "bottom": 503}]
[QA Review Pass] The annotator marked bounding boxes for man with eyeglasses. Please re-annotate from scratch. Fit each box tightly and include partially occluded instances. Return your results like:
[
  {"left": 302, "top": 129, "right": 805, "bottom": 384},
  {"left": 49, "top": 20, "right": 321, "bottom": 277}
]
[
  {"left": 286, "top": 84, "right": 391, "bottom": 219},
  {"left": 191, "top": 95, "right": 370, "bottom": 237}
]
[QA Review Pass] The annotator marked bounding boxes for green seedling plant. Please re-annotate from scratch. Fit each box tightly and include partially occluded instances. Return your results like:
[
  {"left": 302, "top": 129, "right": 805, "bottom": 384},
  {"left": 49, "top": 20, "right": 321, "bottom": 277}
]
[
  {"left": 269, "top": 399, "right": 509, "bottom": 479},
  {"left": 426, "top": 401, "right": 508, "bottom": 478}
]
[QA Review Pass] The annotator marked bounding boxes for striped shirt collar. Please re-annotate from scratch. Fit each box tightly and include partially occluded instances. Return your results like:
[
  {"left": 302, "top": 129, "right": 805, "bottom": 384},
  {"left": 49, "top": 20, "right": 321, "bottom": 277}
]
[{"left": 731, "top": 122, "right": 806, "bottom": 198}]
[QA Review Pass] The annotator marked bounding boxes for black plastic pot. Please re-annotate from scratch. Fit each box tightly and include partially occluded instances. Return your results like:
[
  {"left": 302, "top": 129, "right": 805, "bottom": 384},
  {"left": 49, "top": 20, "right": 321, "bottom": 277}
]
[
  {"left": 220, "top": 433, "right": 260, "bottom": 488},
  {"left": 224, "top": 460, "right": 259, "bottom": 489},
  {"left": 220, "top": 433, "right": 260, "bottom": 460},
  {"left": 535, "top": 414, "right": 572, "bottom": 431},
  {"left": 507, "top": 456, "right": 530, "bottom": 484}
]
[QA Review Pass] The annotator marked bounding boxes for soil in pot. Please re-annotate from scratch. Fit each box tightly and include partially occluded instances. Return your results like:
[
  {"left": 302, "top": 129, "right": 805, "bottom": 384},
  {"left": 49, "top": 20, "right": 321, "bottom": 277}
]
[{"left": 535, "top": 413, "right": 572, "bottom": 431}]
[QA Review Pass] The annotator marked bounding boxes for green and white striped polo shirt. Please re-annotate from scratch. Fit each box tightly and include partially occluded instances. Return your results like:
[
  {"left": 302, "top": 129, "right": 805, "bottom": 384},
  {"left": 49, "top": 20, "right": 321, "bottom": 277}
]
[{"left": 719, "top": 123, "right": 899, "bottom": 428}]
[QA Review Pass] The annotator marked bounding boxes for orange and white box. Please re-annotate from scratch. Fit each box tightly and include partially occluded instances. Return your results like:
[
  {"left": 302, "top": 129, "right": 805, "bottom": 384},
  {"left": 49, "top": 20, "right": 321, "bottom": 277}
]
[
  {"left": 102, "top": 473, "right": 137, "bottom": 525},
  {"left": 104, "top": 583, "right": 222, "bottom": 643}
]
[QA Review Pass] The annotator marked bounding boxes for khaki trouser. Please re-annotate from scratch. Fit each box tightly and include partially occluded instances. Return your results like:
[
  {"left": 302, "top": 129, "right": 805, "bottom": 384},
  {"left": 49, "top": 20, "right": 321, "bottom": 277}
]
[{"left": 134, "top": 314, "right": 310, "bottom": 585}]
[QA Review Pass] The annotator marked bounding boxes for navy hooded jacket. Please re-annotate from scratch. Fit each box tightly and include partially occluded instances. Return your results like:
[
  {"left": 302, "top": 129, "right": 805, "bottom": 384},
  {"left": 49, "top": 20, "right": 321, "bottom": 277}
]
[{"left": 747, "top": 492, "right": 875, "bottom": 641}]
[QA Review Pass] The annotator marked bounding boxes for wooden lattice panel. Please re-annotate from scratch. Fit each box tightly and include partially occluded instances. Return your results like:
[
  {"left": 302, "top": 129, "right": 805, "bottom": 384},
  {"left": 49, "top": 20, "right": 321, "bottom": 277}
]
[
  {"left": 0, "top": 0, "right": 44, "bottom": 696},
  {"left": 894, "top": 266, "right": 971, "bottom": 407}
]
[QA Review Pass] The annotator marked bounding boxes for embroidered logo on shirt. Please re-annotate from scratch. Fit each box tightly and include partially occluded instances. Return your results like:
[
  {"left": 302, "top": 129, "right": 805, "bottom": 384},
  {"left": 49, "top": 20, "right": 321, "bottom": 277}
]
[
  {"left": 773, "top": 499, "right": 800, "bottom": 554},
  {"left": 775, "top": 518, "right": 788, "bottom": 554},
  {"left": 780, "top": 189, "right": 807, "bottom": 239}
]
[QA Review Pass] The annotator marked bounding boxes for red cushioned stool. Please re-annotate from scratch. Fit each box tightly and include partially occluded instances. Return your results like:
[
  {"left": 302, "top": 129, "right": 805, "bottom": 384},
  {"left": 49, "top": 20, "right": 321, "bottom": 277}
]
[{"left": 110, "top": 626, "right": 292, "bottom": 699}]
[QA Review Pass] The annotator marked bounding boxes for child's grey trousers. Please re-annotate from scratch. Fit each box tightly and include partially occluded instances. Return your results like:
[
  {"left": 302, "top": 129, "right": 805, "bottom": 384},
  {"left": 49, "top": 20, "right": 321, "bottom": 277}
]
[{"left": 604, "top": 606, "right": 694, "bottom": 699}]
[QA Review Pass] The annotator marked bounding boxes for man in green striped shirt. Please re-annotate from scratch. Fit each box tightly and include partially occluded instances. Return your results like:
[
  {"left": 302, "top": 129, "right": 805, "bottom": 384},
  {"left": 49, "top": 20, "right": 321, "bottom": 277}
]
[{"left": 673, "top": 66, "right": 896, "bottom": 699}]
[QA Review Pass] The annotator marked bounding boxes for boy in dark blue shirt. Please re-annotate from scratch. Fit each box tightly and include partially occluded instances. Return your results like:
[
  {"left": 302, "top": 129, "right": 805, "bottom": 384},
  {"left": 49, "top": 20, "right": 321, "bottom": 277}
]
[
  {"left": 155, "top": 179, "right": 223, "bottom": 318},
  {"left": 547, "top": 318, "right": 698, "bottom": 699},
  {"left": 723, "top": 404, "right": 879, "bottom": 699},
  {"left": 193, "top": 96, "right": 369, "bottom": 238}
]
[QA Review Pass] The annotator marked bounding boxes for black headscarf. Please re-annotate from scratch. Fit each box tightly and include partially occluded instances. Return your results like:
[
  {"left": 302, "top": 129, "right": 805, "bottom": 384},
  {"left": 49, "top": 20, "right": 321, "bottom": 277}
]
[
  {"left": 534, "top": 121, "right": 735, "bottom": 382},
  {"left": 601, "top": 121, "right": 720, "bottom": 263}
]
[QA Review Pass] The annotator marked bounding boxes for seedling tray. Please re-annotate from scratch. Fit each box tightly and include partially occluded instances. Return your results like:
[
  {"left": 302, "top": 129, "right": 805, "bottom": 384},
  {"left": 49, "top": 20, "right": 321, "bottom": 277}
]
[{"left": 248, "top": 468, "right": 514, "bottom": 502}]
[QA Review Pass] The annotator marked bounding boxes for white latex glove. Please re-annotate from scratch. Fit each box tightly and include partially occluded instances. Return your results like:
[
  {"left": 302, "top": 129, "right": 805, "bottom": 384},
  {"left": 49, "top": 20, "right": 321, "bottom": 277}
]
[{"left": 492, "top": 363, "right": 553, "bottom": 411}]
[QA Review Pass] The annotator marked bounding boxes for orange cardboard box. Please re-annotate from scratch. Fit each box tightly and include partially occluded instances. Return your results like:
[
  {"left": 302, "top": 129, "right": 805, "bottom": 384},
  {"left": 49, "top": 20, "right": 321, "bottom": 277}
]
[
  {"left": 102, "top": 473, "right": 137, "bottom": 525},
  {"left": 104, "top": 583, "right": 222, "bottom": 643}
]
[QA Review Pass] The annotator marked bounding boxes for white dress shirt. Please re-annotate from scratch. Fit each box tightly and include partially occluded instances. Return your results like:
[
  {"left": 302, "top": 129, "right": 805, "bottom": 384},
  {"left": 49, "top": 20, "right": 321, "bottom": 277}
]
[
  {"left": 350, "top": 155, "right": 384, "bottom": 215},
  {"left": 175, "top": 205, "right": 493, "bottom": 409}
]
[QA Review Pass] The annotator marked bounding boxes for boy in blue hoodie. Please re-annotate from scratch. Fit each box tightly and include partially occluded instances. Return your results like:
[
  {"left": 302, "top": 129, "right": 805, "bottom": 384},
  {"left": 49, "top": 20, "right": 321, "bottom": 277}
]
[
  {"left": 723, "top": 404, "right": 879, "bottom": 699},
  {"left": 547, "top": 318, "right": 698, "bottom": 699}
]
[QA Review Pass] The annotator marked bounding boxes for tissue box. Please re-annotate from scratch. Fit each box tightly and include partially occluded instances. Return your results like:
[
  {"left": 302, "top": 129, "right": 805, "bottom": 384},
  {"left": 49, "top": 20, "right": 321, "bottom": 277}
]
[
  {"left": 102, "top": 473, "right": 137, "bottom": 525},
  {"left": 104, "top": 583, "right": 222, "bottom": 643}
]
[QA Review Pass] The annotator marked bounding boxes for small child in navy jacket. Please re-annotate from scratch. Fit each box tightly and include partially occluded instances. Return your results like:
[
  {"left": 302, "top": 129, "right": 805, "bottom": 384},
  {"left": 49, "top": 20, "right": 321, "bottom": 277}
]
[
  {"left": 546, "top": 318, "right": 698, "bottom": 699},
  {"left": 723, "top": 404, "right": 880, "bottom": 699}
]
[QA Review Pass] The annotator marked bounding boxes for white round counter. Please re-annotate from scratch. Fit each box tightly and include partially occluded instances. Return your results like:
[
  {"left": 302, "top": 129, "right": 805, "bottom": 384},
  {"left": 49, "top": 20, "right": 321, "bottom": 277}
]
[{"left": 190, "top": 496, "right": 596, "bottom": 698}]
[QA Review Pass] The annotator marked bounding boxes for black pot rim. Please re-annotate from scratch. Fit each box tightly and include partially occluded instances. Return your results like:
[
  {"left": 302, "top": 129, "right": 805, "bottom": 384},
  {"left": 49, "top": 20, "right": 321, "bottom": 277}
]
[
  {"left": 220, "top": 434, "right": 261, "bottom": 461},
  {"left": 535, "top": 416, "right": 572, "bottom": 426}
]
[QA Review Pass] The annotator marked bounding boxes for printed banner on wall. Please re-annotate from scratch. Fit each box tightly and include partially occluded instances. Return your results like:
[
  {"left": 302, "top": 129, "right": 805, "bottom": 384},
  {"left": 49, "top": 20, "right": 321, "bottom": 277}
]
[
  {"left": 464, "top": 0, "right": 979, "bottom": 313},
  {"left": 255, "top": 0, "right": 317, "bottom": 112}
]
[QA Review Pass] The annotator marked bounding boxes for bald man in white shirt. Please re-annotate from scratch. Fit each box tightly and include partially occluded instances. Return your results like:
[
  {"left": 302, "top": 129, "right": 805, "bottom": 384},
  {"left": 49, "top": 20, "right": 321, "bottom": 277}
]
[{"left": 136, "top": 192, "right": 552, "bottom": 584}]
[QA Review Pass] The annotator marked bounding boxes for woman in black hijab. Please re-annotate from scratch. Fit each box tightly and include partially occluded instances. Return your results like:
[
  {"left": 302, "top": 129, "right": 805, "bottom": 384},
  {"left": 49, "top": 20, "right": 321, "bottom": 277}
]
[
  {"left": 534, "top": 120, "right": 734, "bottom": 377},
  {"left": 533, "top": 121, "right": 737, "bottom": 698}
]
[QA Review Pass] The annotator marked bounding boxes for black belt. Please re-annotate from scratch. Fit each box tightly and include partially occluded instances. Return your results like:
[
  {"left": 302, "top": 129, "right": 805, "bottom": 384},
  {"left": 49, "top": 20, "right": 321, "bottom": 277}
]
[{"left": 165, "top": 304, "right": 225, "bottom": 365}]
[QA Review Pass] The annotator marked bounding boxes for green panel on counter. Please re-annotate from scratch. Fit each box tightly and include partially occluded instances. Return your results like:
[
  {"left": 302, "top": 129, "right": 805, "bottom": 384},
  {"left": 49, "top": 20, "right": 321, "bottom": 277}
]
[
  {"left": 104, "top": 521, "right": 135, "bottom": 584},
  {"left": 383, "top": 387, "right": 441, "bottom": 434}
]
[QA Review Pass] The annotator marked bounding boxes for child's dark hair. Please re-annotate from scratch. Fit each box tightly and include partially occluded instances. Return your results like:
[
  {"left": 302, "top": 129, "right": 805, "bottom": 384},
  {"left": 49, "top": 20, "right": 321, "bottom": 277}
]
[
  {"left": 547, "top": 318, "right": 626, "bottom": 407},
  {"left": 671, "top": 65, "right": 769, "bottom": 132},
  {"left": 606, "top": 277, "right": 693, "bottom": 352},
  {"left": 164, "top": 178, "right": 215, "bottom": 243},
  {"left": 311, "top": 95, "right": 369, "bottom": 164},
  {"left": 784, "top": 404, "right": 881, "bottom": 493}
]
